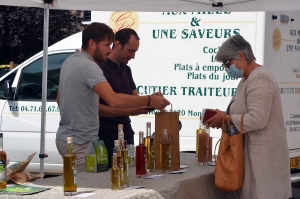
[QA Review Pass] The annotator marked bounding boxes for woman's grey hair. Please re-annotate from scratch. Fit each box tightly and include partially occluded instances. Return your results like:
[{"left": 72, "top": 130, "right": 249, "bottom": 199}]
[{"left": 215, "top": 35, "right": 256, "bottom": 64}]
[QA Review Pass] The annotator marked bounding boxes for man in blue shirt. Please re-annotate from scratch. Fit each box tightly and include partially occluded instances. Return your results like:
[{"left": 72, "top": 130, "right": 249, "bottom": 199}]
[{"left": 97, "top": 28, "right": 159, "bottom": 166}]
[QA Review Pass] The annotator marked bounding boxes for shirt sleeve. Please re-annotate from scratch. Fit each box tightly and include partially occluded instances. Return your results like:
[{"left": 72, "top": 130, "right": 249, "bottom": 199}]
[{"left": 81, "top": 61, "right": 107, "bottom": 89}]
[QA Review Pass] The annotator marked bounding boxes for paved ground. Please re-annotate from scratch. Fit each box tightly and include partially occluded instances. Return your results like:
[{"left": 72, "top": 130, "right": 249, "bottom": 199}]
[
  {"left": 291, "top": 186, "right": 300, "bottom": 199},
  {"left": 291, "top": 171, "right": 300, "bottom": 199}
]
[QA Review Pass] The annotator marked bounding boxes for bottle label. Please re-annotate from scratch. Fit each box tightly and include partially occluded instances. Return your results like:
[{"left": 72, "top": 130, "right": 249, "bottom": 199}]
[
  {"left": 73, "top": 169, "right": 77, "bottom": 184},
  {"left": 0, "top": 160, "right": 6, "bottom": 183}
]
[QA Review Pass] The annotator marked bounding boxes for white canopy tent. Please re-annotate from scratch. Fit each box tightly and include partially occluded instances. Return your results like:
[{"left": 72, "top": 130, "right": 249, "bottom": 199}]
[
  {"left": 2, "top": 0, "right": 300, "bottom": 11},
  {"left": 0, "top": 0, "right": 300, "bottom": 174}
]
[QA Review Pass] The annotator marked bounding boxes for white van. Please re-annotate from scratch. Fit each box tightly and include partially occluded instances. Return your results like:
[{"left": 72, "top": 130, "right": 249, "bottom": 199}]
[{"left": 2, "top": 32, "right": 83, "bottom": 173}]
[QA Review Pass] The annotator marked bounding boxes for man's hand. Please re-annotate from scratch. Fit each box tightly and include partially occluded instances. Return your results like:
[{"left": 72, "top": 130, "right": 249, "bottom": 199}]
[
  {"left": 150, "top": 95, "right": 170, "bottom": 110},
  {"left": 152, "top": 92, "right": 163, "bottom": 97},
  {"left": 128, "top": 106, "right": 152, "bottom": 116},
  {"left": 203, "top": 109, "right": 225, "bottom": 129}
]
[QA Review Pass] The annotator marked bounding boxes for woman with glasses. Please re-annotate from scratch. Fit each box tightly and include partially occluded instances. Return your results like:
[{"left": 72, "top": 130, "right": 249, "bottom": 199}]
[{"left": 204, "top": 35, "right": 291, "bottom": 199}]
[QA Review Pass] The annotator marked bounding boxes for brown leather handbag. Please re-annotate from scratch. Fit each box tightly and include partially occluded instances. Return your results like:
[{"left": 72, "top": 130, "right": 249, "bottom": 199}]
[{"left": 214, "top": 114, "right": 245, "bottom": 192}]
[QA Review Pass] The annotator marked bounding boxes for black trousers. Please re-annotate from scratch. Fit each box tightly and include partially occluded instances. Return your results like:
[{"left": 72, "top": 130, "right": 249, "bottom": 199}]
[{"left": 99, "top": 134, "right": 134, "bottom": 168}]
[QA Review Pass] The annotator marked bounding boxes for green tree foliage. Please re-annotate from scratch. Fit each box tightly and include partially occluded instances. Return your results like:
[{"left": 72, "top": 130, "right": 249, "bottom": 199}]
[{"left": 0, "top": 6, "right": 83, "bottom": 64}]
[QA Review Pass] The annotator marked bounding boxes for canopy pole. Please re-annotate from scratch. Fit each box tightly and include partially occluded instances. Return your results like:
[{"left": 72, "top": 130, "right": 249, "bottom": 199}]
[{"left": 40, "top": 3, "right": 50, "bottom": 175}]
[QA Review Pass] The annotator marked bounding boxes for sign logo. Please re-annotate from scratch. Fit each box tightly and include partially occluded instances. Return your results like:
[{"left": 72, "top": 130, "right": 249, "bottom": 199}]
[
  {"left": 109, "top": 11, "right": 139, "bottom": 33},
  {"left": 273, "top": 28, "right": 281, "bottom": 52}
]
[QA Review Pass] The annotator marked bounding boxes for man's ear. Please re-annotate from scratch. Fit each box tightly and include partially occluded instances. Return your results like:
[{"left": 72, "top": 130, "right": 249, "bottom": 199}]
[
  {"left": 88, "top": 39, "right": 95, "bottom": 50},
  {"left": 114, "top": 41, "right": 122, "bottom": 49}
]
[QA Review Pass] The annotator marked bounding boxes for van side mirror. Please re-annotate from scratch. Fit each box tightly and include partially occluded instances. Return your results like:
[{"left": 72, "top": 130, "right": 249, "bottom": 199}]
[{"left": 3, "top": 80, "right": 12, "bottom": 99}]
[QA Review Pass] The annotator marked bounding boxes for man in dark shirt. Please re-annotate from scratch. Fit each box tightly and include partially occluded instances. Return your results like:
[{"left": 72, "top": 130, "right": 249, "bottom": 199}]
[{"left": 97, "top": 28, "right": 156, "bottom": 166}]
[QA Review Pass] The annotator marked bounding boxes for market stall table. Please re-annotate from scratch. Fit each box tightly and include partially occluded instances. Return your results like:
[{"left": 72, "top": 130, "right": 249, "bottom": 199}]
[{"left": 0, "top": 153, "right": 225, "bottom": 199}]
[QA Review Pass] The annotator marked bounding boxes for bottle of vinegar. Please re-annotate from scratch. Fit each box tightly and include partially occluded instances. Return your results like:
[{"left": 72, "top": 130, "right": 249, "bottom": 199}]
[
  {"left": 136, "top": 131, "right": 147, "bottom": 178},
  {"left": 63, "top": 137, "right": 77, "bottom": 196}
]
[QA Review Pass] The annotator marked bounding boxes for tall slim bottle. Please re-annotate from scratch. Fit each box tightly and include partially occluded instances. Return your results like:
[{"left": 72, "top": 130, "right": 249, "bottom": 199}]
[
  {"left": 119, "top": 132, "right": 129, "bottom": 187},
  {"left": 111, "top": 150, "right": 120, "bottom": 190},
  {"left": 114, "top": 140, "right": 124, "bottom": 188},
  {"left": 136, "top": 131, "right": 147, "bottom": 178},
  {"left": 144, "top": 122, "right": 155, "bottom": 172},
  {"left": 196, "top": 116, "right": 204, "bottom": 159},
  {"left": 63, "top": 137, "right": 77, "bottom": 196},
  {"left": 160, "top": 129, "right": 171, "bottom": 173},
  {"left": 0, "top": 133, "right": 7, "bottom": 189},
  {"left": 118, "top": 124, "right": 127, "bottom": 149}
]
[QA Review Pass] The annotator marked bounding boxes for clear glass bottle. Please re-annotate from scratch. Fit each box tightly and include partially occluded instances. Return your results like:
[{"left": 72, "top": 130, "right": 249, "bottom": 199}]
[
  {"left": 114, "top": 140, "right": 124, "bottom": 189},
  {"left": 198, "top": 125, "right": 209, "bottom": 165},
  {"left": 118, "top": 124, "right": 127, "bottom": 149},
  {"left": 0, "top": 133, "right": 7, "bottom": 189},
  {"left": 160, "top": 129, "right": 171, "bottom": 173},
  {"left": 63, "top": 137, "right": 77, "bottom": 196},
  {"left": 136, "top": 131, "right": 147, "bottom": 178},
  {"left": 111, "top": 150, "right": 120, "bottom": 190},
  {"left": 196, "top": 116, "right": 204, "bottom": 159},
  {"left": 144, "top": 122, "right": 155, "bottom": 172},
  {"left": 119, "top": 132, "right": 129, "bottom": 187}
]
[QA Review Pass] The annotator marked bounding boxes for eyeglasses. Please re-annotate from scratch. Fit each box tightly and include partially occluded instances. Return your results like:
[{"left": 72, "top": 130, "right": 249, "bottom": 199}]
[{"left": 222, "top": 59, "right": 233, "bottom": 68}]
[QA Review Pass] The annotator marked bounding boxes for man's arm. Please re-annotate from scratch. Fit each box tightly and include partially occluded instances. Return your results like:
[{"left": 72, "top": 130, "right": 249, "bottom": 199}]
[
  {"left": 98, "top": 103, "right": 150, "bottom": 117},
  {"left": 93, "top": 81, "right": 169, "bottom": 110},
  {"left": 98, "top": 89, "right": 149, "bottom": 117},
  {"left": 132, "top": 89, "right": 139, "bottom": 96}
]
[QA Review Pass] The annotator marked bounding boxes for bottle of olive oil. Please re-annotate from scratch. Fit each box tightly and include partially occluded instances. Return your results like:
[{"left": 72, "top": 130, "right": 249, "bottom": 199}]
[
  {"left": 160, "top": 129, "right": 171, "bottom": 173},
  {"left": 111, "top": 150, "right": 120, "bottom": 190},
  {"left": 114, "top": 140, "right": 124, "bottom": 189},
  {"left": 119, "top": 132, "right": 129, "bottom": 187},
  {"left": 0, "top": 133, "right": 7, "bottom": 189},
  {"left": 63, "top": 137, "right": 77, "bottom": 196},
  {"left": 144, "top": 122, "right": 155, "bottom": 172}
]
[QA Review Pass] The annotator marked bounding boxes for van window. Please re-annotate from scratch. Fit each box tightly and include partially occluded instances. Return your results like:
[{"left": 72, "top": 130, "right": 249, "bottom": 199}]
[
  {"left": 0, "top": 71, "right": 17, "bottom": 99},
  {"left": 18, "top": 53, "right": 72, "bottom": 101}
]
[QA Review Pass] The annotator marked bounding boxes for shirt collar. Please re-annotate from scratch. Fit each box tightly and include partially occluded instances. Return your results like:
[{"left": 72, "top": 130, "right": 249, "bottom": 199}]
[
  {"left": 106, "top": 58, "right": 127, "bottom": 69},
  {"left": 76, "top": 51, "right": 94, "bottom": 62}
]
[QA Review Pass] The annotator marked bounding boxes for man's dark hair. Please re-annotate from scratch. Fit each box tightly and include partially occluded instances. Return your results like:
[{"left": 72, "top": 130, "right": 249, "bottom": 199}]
[
  {"left": 113, "top": 28, "right": 140, "bottom": 49},
  {"left": 81, "top": 22, "right": 114, "bottom": 50}
]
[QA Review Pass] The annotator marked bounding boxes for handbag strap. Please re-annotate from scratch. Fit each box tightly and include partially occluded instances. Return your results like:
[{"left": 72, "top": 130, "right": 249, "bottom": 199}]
[{"left": 214, "top": 138, "right": 221, "bottom": 163}]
